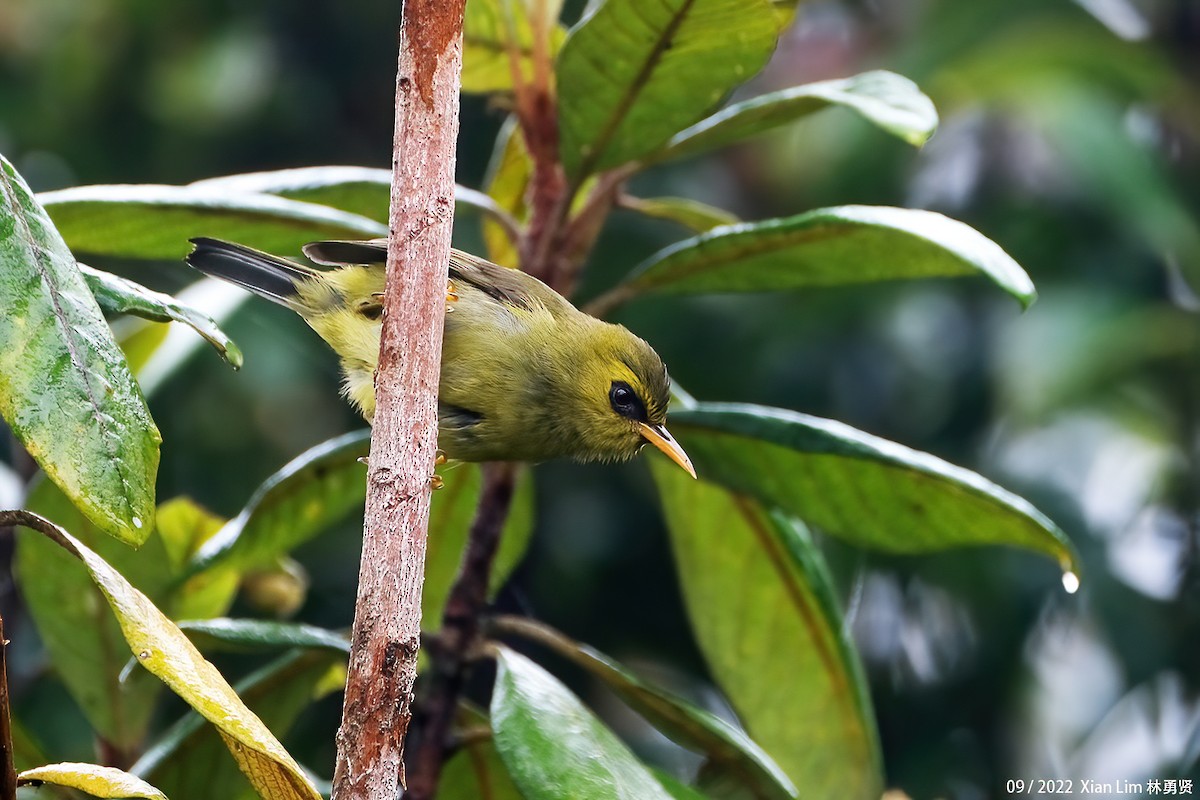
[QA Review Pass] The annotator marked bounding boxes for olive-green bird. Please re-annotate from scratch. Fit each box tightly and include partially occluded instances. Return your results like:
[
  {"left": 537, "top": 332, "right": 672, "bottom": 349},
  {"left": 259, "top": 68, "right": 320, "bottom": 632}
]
[{"left": 185, "top": 237, "right": 695, "bottom": 477}]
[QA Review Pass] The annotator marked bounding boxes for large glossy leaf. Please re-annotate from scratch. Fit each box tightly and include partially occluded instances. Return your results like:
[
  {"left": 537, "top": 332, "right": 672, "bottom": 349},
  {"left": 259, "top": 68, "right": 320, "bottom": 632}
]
[
  {"left": 652, "top": 465, "right": 881, "bottom": 800},
  {"left": 0, "top": 155, "right": 159, "bottom": 545},
  {"left": 494, "top": 616, "right": 795, "bottom": 800},
  {"left": 670, "top": 403, "right": 1078, "bottom": 572},
  {"left": 491, "top": 647, "right": 674, "bottom": 800},
  {"left": 190, "top": 430, "right": 371, "bottom": 573},
  {"left": 616, "top": 206, "right": 1036, "bottom": 308},
  {"left": 119, "top": 279, "right": 250, "bottom": 398},
  {"left": 556, "top": 0, "right": 779, "bottom": 179},
  {"left": 15, "top": 480, "right": 175, "bottom": 746},
  {"left": 424, "top": 464, "right": 536, "bottom": 623},
  {"left": 3, "top": 510, "right": 322, "bottom": 800},
  {"left": 82, "top": 263, "right": 242, "bottom": 368},
  {"left": 189, "top": 166, "right": 514, "bottom": 229},
  {"left": 649, "top": 71, "right": 938, "bottom": 164},
  {"left": 462, "top": 0, "right": 566, "bottom": 93},
  {"left": 135, "top": 649, "right": 343, "bottom": 800},
  {"left": 17, "top": 764, "right": 167, "bottom": 800},
  {"left": 39, "top": 183, "right": 385, "bottom": 260}
]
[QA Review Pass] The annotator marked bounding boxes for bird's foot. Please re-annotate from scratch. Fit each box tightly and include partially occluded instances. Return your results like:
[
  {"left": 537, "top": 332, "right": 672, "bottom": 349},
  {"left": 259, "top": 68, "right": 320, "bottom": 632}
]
[
  {"left": 434, "top": 449, "right": 447, "bottom": 466},
  {"left": 446, "top": 280, "right": 459, "bottom": 313},
  {"left": 430, "top": 474, "right": 445, "bottom": 491}
]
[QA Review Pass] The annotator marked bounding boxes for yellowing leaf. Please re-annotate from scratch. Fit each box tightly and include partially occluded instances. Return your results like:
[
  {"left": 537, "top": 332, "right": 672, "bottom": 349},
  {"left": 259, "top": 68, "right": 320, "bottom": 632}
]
[
  {"left": 18, "top": 763, "right": 167, "bottom": 800},
  {"left": 3, "top": 510, "right": 321, "bottom": 800}
]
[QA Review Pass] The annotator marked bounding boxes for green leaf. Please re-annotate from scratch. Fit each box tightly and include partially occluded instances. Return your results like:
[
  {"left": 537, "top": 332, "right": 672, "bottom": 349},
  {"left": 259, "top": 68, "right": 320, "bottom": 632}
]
[
  {"left": 82, "top": 264, "right": 242, "bottom": 368},
  {"left": 621, "top": 197, "right": 739, "bottom": 233},
  {"left": 189, "top": 166, "right": 515, "bottom": 229},
  {"left": 557, "top": 0, "right": 779, "bottom": 179},
  {"left": 3, "top": 510, "right": 323, "bottom": 800},
  {"left": 39, "top": 183, "right": 385, "bottom": 261},
  {"left": 117, "top": 278, "right": 251, "bottom": 398},
  {"left": 619, "top": 206, "right": 1036, "bottom": 308},
  {"left": 191, "top": 433, "right": 537, "bottom": 620},
  {"left": 135, "top": 650, "right": 343, "bottom": 800},
  {"left": 494, "top": 617, "right": 795, "bottom": 800},
  {"left": 482, "top": 117, "right": 531, "bottom": 268},
  {"left": 670, "top": 403, "right": 1079, "bottom": 572},
  {"left": 439, "top": 706, "right": 524, "bottom": 800},
  {"left": 650, "top": 71, "right": 938, "bottom": 164},
  {"left": 462, "top": 0, "right": 566, "bottom": 93},
  {"left": 15, "top": 479, "right": 175, "bottom": 746},
  {"left": 154, "top": 497, "right": 239, "bottom": 621},
  {"left": 177, "top": 618, "right": 350, "bottom": 654},
  {"left": 190, "top": 430, "right": 371, "bottom": 574},
  {"left": 491, "top": 647, "right": 674, "bottom": 800},
  {"left": 18, "top": 763, "right": 168, "bottom": 800},
  {"left": 0, "top": 154, "right": 160, "bottom": 546},
  {"left": 651, "top": 465, "right": 881, "bottom": 800},
  {"left": 424, "top": 465, "right": 536, "bottom": 623}
]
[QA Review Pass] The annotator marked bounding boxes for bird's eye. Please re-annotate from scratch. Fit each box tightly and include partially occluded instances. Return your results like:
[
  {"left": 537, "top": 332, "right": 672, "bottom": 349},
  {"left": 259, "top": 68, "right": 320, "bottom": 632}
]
[
  {"left": 609, "top": 381, "right": 646, "bottom": 421},
  {"left": 358, "top": 302, "right": 383, "bottom": 321}
]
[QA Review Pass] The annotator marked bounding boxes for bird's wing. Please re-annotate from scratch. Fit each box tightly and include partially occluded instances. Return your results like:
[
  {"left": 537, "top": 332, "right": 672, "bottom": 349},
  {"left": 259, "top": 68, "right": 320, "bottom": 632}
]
[
  {"left": 447, "top": 249, "right": 570, "bottom": 314},
  {"left": 302, "top": 239, "right": 570, "bottom": 315}
]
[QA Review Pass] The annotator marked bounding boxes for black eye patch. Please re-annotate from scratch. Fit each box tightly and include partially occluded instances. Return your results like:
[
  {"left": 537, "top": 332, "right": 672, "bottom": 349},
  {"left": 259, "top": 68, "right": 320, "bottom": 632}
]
[{"left": 609, "top": 381, "right": 647, "bottom": 421}]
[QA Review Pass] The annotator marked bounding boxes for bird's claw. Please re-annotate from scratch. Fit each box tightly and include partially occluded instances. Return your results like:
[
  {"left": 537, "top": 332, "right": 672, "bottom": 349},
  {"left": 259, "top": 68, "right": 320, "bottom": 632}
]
[
  {"left": 434, "top": 449, "right": 447, "bottom": 466},
  {"left": 430, "top": 474, "right": 445, "bottom": 491}
]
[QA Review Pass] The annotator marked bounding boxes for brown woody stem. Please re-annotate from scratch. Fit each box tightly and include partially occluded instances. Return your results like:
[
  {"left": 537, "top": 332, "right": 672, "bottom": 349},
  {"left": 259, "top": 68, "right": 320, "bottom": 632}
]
[
  {"left": 331, "top": 0, "right": 466, "bottom": 797},
  {"left": 0, "top": 614, "right": 15, "bottom": 800}
]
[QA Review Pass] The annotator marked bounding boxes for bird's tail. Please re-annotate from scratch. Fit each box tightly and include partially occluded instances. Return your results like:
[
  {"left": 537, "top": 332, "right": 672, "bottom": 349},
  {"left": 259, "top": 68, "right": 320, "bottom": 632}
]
[{"left": 186, "top": 237, "right": 317, "bottom": 307}]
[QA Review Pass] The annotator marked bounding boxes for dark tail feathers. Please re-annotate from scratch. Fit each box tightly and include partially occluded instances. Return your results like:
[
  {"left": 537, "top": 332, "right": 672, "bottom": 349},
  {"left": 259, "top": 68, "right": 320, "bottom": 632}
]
[{"left": 186, "top": 238, "right": 315, "bottom": 307}]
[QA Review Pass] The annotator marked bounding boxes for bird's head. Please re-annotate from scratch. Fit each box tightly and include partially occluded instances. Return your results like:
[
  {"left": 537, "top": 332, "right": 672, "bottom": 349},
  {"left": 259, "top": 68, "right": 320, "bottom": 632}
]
[{"left": 560, "top": 322, "right": 695, "bottom": 477}]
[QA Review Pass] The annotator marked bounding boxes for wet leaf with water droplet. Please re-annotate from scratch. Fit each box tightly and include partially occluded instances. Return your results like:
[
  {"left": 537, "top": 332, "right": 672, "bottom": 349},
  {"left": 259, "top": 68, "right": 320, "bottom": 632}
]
[
  {"left": 0, "top": 154, "right": 159, "bottom": 545},
  {"left": 667, "top": 403, "right": 1077, "bottom": 568}
]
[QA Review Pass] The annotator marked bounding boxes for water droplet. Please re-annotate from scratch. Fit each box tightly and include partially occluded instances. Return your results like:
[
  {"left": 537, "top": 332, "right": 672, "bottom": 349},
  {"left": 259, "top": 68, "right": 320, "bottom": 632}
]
[
  {"left": 132, "top": 516, "right": 143, "bottom": 529},
  {"left": 1062, "top": 571, "right": 1080, "bottom": 594},
  {"left": 138, "top": 649, "right": 151, "bottom": 660}
]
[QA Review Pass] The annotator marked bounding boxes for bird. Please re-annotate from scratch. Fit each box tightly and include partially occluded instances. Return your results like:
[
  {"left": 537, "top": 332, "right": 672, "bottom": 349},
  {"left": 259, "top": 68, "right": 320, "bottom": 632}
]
[{"left": 185, "top": 237, "right": 695, "bottom": 477}]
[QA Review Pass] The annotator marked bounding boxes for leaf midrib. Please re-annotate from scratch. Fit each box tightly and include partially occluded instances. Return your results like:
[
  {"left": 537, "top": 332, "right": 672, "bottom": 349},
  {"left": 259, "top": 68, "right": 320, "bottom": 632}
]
[
  {"left": 730, "top": 495, "right": 869, "bottom": 765},
  {"left": 574, "top": 0, "right": 698, "bottom": 180},
  {"left": 0, "top": 165, "right": 137, "bottom": 529}
]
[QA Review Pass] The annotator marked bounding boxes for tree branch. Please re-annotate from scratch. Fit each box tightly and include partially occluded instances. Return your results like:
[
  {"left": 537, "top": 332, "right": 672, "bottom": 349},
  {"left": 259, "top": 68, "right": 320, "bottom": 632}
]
[
  {"left": 0, "top": 614, "right": 15, "bottom": 800},
  {"left": 331, "top": 0, "right": 466, "bottom": 797},
  {"left": 404, "top": 462, "right": 518, "bottom": 800}
]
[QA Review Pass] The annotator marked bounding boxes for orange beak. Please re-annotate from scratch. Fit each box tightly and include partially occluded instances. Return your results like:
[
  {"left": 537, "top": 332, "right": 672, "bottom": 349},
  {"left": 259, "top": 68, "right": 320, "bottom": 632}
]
[{"left": 638, "top": 422, "right": 697, "bottom": 479}]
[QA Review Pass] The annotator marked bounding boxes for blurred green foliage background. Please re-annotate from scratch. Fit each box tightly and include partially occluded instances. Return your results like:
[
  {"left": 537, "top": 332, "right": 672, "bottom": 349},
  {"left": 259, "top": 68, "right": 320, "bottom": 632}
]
[{"left": 2, "top": 0, "right": 1199, "bottom": 796}]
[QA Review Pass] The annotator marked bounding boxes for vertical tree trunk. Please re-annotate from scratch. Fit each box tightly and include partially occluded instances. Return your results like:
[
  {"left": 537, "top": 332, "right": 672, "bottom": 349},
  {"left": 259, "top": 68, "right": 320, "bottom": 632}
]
[{"left": 331, "top": 1, "right": 466, "bottom": 798}]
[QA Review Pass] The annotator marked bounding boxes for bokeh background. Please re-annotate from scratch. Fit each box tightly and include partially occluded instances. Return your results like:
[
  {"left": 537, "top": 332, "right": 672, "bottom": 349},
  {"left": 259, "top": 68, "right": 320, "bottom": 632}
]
[{"left": 2, "top": 0, "right": 1199, "bottom": 797}]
